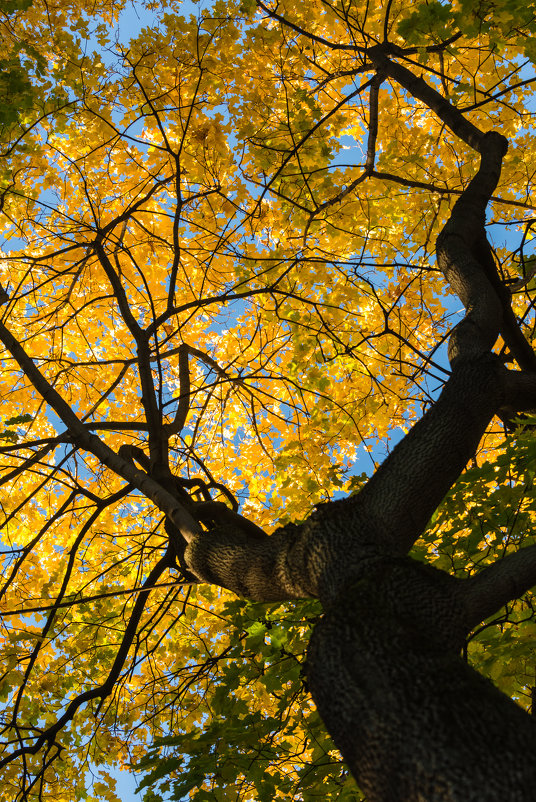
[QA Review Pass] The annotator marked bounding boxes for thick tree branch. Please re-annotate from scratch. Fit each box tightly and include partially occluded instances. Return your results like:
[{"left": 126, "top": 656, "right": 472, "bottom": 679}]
[
  {"left": 183, "top": 48, "right": 536, "bottom": 593},
  {"left": 460, "top": 544, "right": 536, "bottom": 632},
  {"left": 92, "top": 237, "right": 143, "bottom": 339},
  {"left": 184, "top": 522, "right": 312, "bottom": 600},
  {"left": 436, "top": 132, "right": 507, "bottom": 364},
  {"left": 367, "top": 44, "right": 485, "bottom": 151},
  {"left": 352, "top": 355, "right": 507, "bottom": 553},
  {"left": 164, "top": 344, "right": 234, "bottom": 437},
  {"left": 337, "top": 133, "right": 514, "bottom": 552},
  {"left": 166, "top": 343, "right": 190, "bottom": 436},
  {"left": 503, "top": 369, "right": 536, "bottom": 410},
  {"left": 181, "top": 34, "right": 536, "bottom": 618},
  {"left": 369, "top": 45, "right": 536, "bottom": 372}
]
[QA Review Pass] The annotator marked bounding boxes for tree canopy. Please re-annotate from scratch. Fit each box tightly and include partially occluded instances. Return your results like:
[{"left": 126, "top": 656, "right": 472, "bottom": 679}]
[{"left": 2, "top": 0, "right": 536, "bottom": 799}]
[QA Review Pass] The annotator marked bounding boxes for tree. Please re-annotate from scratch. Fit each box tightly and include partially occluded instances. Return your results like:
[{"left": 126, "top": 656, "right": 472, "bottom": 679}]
[{"left": 2, "top": 0, "right": 536, "bottom": 798}]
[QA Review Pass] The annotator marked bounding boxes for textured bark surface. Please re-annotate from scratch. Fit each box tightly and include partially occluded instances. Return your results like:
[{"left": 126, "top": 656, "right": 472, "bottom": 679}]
[
  {"left": 178, "top": 44, "right": 536, "bottom": 800},
  {"left": 308, "top": 560, "right": 536, "bottom": 802}
]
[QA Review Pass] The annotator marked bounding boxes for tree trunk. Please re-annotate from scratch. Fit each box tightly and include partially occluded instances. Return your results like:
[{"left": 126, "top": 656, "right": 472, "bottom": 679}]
[{"left": 307, "top": 557, "right": 536, "bottom": 802}]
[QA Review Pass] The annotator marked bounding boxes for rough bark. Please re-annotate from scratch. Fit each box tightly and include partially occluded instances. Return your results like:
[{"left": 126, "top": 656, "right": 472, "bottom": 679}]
[
  {"left": 182, "top": 45, "right": 536, "bottom": 800},
  {"left": 307, "top": 560, "right": 536, "bottom": 802}
]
